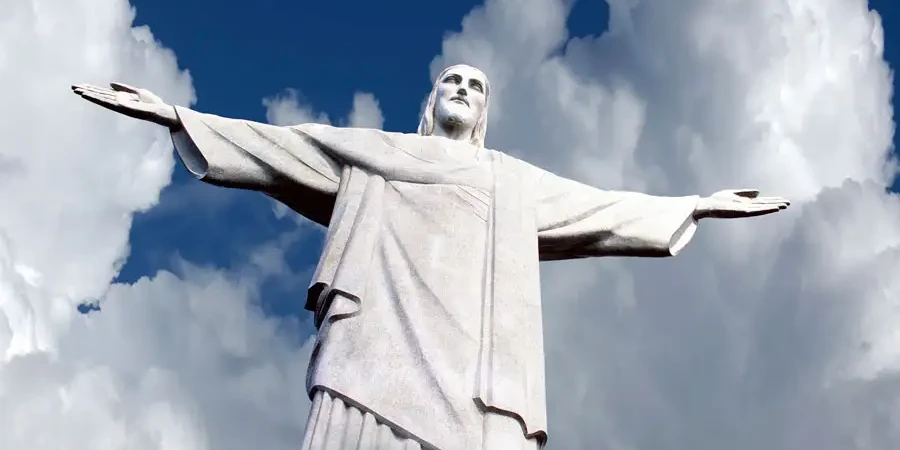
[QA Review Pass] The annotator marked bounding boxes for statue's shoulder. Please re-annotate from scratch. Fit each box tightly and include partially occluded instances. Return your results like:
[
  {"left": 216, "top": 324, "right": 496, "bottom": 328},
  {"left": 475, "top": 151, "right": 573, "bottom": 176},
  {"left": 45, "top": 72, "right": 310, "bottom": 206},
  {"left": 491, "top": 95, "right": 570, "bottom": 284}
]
[
  {"left": 378, "top": 130, "right": 426, "bottom": 145},
  {"left": 289, "top": 123, "right": 394, "bottom": 145},
  {"left": 290, "top": 122, "right": 380, "bottom": 135},
  {"left": 486, "top": 148, "right": 541, "bottom": 171},
  {"left": 286, "top": 125, "right": 426, "bottom": 162}
]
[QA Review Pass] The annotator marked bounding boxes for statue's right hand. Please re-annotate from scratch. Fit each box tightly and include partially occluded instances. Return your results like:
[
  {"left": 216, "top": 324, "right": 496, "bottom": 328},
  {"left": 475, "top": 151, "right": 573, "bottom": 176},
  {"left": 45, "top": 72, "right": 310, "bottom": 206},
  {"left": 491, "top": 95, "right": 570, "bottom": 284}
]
[{"left": 71, "top": 82, "right": 180, "bottom": 129}]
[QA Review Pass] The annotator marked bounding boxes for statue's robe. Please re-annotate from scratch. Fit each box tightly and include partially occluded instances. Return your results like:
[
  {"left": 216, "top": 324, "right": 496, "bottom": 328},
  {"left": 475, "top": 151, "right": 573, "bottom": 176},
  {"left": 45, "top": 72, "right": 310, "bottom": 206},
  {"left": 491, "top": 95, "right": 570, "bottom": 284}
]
[{"left": 170, "top": 106, "right": 700, "bottom": 450}]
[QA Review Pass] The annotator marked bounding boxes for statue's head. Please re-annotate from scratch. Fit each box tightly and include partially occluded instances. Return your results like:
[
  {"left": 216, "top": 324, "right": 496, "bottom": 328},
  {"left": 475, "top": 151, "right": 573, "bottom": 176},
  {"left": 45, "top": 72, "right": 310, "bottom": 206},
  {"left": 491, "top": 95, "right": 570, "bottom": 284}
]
[{"left": 417, "top": 64, "right": 490, "bottom": 148}]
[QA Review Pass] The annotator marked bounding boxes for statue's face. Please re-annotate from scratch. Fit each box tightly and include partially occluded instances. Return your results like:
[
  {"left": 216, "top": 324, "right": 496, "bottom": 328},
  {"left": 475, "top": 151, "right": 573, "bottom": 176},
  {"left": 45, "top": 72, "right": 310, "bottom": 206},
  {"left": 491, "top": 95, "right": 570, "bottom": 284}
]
[{"left": 434, "top": 65, "right": 487, "bottom": 130}]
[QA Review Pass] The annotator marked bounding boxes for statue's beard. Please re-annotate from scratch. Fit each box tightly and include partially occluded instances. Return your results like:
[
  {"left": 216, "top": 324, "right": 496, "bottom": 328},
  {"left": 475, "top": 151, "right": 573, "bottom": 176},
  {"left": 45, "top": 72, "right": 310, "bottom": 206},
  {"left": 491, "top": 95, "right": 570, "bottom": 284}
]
[
  {"left": 441, "top": 115, "right": 463, "bottom": 128},
  {"left": 437, "top": 112, "right": 472, "bottom": 135}
]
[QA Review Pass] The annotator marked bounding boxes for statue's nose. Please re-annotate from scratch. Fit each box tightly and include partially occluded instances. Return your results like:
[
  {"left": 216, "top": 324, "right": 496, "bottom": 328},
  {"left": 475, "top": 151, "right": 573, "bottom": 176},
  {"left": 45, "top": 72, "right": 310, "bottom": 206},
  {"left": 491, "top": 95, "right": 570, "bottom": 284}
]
[{"left": 457, "top": 87, "right": 467, "bottom": 96}]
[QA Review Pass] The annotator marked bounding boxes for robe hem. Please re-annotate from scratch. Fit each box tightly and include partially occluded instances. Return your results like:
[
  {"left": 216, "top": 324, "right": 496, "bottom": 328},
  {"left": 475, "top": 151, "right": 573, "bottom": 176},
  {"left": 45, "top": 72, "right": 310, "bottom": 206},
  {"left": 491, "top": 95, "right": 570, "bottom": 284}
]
[{"left": 307, "top": 385, "right": 440, "bottom": 450}]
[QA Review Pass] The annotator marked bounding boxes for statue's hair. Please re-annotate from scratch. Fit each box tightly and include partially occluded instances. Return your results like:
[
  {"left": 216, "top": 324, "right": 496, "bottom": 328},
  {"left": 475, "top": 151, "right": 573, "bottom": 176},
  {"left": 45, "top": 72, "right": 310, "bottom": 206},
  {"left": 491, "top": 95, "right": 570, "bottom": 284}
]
[{"left": 417, "top": 64, "right": 490, "bottom": 148}]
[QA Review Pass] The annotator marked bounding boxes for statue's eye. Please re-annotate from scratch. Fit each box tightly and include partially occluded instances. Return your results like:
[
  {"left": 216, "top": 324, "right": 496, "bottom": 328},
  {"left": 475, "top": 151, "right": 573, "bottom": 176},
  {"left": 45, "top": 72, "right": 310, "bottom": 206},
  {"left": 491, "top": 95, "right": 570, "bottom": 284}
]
[
  {"left": 443, "top": 74, "right": 462, "bottom": 84},
  {"left": 469, "top": 80, "right": 484, "bottom": 93}
]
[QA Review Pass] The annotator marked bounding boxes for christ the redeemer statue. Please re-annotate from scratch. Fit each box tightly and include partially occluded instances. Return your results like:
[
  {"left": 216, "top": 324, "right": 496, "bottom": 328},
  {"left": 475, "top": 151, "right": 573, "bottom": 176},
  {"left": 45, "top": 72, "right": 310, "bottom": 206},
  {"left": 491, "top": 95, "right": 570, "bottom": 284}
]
[{"left": 72, "top": 64, "right": 788, "bottom": 450}]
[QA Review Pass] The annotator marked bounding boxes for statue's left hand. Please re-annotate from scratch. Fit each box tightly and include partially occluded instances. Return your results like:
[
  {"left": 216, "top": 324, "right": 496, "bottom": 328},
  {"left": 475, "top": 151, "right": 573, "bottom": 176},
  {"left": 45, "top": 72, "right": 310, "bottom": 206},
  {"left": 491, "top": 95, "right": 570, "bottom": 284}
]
[
  {"left": 694, "top": 189, "right": 789, "bottom": 219},
  {"left": 70, "top": 82, "right": 180, "bottom": 129}
]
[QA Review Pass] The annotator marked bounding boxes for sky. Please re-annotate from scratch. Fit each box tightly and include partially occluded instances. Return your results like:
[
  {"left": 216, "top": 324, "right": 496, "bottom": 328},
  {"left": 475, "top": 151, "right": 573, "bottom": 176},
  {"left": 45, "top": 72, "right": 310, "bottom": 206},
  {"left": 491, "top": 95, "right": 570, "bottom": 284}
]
[{"left": 0, "top": 0, "right": 899, "bottom": 449}]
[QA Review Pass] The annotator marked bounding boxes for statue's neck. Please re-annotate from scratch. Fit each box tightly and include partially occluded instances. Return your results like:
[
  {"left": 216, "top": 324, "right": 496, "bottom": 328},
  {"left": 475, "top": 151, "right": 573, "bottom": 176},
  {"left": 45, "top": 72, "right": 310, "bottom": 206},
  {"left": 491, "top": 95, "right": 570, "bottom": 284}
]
[
  {"left": 433, "top": 120, "right": 474, "bottom": 144},
  {"left": 431, "top": 122, "right": 480, "bottom": 160}
]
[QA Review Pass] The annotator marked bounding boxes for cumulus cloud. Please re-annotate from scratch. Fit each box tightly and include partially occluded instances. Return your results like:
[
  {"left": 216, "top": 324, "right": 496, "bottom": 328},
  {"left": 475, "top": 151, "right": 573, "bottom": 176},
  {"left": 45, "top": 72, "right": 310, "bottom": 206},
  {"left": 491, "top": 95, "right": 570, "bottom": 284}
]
[
  {"left": 0, "top": 0, "right": 194, "bottom": 359},
  {"left": 0, "top": 0, "right": 316, "bottom": 448},
  {"left": 1, "top": 254, "right": 316, "bottom": 450},
  {"left": 346, "top": 92, "right": 386, "bottom": 130},
  {"left": 263, "top": 88, "right": 384, "bottom": 129},
  {"left": 263, "top": 89, "right": 331, "bottom": 127},
  {"left": 432, "top": 0, "right": 897, "bottom": 448}
]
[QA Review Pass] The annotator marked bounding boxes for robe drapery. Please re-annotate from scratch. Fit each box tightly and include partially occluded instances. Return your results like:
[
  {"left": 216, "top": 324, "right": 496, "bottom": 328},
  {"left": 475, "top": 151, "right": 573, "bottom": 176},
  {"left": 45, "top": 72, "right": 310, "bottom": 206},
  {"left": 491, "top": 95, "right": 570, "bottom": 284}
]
[{"left": 170, "top": 106, "right": 699, "bottom": 449}]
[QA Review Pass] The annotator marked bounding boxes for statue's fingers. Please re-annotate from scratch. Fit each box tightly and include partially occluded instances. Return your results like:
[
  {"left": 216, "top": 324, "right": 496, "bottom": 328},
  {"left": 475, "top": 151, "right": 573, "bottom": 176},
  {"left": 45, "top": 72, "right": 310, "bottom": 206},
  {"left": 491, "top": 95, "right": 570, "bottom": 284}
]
[
  {"left": 74, "top": 83, "right": 111, "bottom": 91},
  {"left": 73, "top": 84, "right": 107, "bottom": 95},
  {"left": 72, "top": 84, "right": 97, "bottom": 96},
  {"left": 730, "top": 204, "right": 774, "bottom": 213},
  {"left": 75, "top": 84, "right": 116, "bottom": 98},
  {"left": 751, "top": 196, "right": 790, "bottom": 205},
  {"left": 740, "top": 205, "right": 783, "bottom": 217},
  {"left": 78, "top": 91, "right": 119, "bottom": 108},
  {"left": 72, "top": 83, "right": 98, "bottom": 90},
  {"left": 756, "top": 195, "right": 789, "bottom": 202},
  {"left": 110, "top": 82, "right": 139, "bottom": 93},
  {"left": 756, "top": 204, "right": 787, "bottom": 212},
  {"left": 78, "top": 89, "right": 117, "bottom": 103}
]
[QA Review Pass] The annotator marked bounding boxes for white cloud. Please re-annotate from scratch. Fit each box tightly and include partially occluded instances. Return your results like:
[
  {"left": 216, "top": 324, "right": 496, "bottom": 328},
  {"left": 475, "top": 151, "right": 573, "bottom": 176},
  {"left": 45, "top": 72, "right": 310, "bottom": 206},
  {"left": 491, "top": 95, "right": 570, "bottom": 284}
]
[
  {"left": 433, "top": 0, "right": 898, "bottom": 448},
  {"left": 0, "top": 0, "right": 316, "bottom": 449},
  {"left": 0, "top": 0, "right": 195, "bottom": 359},
  {"left": 1, "top": 257, "right": 316, "bottom": 450},
  {"left": 263, "top": 88, "right": 331, "bottom": 127},
  {"left": 262, "top": 88, "right": 384, "bottom": 129},
  {"left": 347, "top": 92, "right": 385, "bottom": 130}
]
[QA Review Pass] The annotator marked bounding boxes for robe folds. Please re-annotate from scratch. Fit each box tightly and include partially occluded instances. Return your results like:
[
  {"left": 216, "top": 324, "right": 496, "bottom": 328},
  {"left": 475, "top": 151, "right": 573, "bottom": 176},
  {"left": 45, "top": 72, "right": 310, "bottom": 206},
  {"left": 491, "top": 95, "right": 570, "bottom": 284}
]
[{"left": 170, "top": 106, "right": 699, "bottom": 449}]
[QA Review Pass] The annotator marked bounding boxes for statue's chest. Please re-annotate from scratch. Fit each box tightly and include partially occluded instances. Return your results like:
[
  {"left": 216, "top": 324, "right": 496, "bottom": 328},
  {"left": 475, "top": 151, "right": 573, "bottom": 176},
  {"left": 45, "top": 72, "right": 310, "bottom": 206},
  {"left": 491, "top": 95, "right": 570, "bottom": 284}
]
[{"left": 352, "top": 133, "right": 495, "bottom": 190}]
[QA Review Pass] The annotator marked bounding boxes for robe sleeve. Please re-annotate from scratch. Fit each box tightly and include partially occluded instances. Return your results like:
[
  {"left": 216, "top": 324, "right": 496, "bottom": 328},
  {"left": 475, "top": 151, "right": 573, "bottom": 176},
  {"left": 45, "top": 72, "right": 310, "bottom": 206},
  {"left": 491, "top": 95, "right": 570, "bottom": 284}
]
[
  {"left": 169, "top": 106, "right": 342, "bottom": 226},
  {"left": 534, "top": 169, "right": 700, "bottom": 260}
]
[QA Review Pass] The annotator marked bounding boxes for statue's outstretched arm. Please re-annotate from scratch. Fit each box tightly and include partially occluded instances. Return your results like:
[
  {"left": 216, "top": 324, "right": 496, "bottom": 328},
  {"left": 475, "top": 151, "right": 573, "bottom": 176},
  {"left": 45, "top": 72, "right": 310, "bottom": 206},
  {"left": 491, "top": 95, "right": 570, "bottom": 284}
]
[
  {"left": 534, "top": 169, "right": 789, "bottom": 260},
  {"left": 71, "top": 82, "right": 342, "bottom": 226}
]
